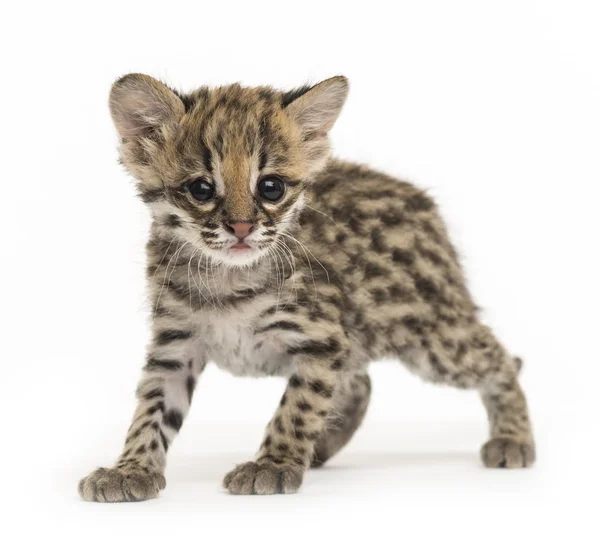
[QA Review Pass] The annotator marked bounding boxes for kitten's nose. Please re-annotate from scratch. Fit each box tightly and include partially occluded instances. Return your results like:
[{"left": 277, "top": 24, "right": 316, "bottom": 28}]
[{"left": 225, "top": 221, "right": 256, "bottom": 240}]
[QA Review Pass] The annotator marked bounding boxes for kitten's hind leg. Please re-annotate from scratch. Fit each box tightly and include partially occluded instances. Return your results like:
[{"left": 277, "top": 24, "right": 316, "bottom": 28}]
[
  {"left": 311, "top": 372, "right": 371, "bottom": 468},
  {"left": 395, "top": 322, "right": 535, "bottom": 468},
  {"left": 480, "top": 371, "right": 535, "bottom": 468}
]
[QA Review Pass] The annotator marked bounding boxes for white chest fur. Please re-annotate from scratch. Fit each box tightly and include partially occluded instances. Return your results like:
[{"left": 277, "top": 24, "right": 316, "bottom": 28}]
[{"left": 190, "top": 296, "right": 297, "bottom": 378}]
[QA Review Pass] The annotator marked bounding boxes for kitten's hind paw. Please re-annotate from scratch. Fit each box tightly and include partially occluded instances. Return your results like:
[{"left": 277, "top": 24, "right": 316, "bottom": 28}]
[
  {"left": 481, "top": 437, "right": 536, "bottom": 469},
  {"left": 78, "top": 465, "right": 166, "bottom": 502},
  {"left": 223, "top": 459, "right": 304, "bottom": 495}
]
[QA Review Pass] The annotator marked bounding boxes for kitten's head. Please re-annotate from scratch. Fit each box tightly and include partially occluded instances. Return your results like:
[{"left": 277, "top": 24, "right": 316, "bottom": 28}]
[{"left": 109, "top": 74, "right": 348, "bottom": 267}]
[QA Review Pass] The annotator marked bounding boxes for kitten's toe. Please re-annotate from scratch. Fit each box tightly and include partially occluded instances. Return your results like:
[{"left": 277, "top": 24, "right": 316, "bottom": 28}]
[
  {"left": 223, "top": 460, "right": 303, "bottom": 495},
  {"left": 481, "top": 437, "right": 535, "bottom": 468},
  {"left": 223, "top": 462, "right": 257, "bottom": 495},
  {"left": 78, "top": 465, "right": 166, "bottom": 502}
]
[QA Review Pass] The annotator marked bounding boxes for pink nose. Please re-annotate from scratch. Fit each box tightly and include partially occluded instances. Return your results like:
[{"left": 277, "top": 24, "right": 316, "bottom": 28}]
[{"left": 226, "top": 221, "right": 255, "bottom": 239}]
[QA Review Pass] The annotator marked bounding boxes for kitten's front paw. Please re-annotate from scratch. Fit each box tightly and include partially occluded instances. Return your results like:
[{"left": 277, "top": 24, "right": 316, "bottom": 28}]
[
  {"left": 223, "top": 459, "right": 304, "bottom": 495},
  {"left": 78, "top": 465, "right": 166, "bottom": 502},
  {"left": 481, "top": 437, "right": 536, "bottom": 469}
]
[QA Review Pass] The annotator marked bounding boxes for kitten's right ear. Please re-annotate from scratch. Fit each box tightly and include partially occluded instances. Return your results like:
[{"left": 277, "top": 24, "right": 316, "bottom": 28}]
[
  {"left": 109, "top": 74, "right": 184, "bottom": 140},
  {"left": 283, "top": 76, "right": 349, "bottom": 135}
]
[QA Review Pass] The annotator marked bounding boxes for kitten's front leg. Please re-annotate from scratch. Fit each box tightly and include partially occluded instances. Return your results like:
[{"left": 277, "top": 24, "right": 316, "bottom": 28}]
[
  {"left": 79, "top": 325, "right": 202, "bottom": 502},
  {"left": 223, "top": 342, "right": 346, "bottom": 495}
]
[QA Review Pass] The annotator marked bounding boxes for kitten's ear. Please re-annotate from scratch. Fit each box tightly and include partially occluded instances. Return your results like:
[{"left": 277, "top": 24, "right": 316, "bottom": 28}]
[
  {"left": 109, "top": 73, "right": 184, "bottom": 139},
  {"left": 283, "top": 76, "right": 349, "bottom": 134}
]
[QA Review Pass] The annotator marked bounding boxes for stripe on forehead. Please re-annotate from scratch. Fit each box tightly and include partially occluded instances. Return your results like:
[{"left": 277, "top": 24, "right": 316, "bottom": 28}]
[
  {"left": 219, "top": 136, "right": 260, "bottom": 222},
  {"left": 199, "top": 99, "right": 262, "bottom": 206}
]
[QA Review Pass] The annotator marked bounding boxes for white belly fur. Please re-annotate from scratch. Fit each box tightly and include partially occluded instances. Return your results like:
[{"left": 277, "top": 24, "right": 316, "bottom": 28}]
[{"left": 190, "top": 296, "right": 296, "bottom": 378}]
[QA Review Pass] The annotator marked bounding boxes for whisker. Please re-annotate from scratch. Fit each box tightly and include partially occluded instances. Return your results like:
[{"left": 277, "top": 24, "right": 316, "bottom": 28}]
[
  {"left": 153, "top": 238, "right": 185, "bottom": 317},
  {"left": 273, "top": 241, "right": 297, "bottom": 307},
  {"left": 279, "top": 233, "right": 318, "bottom": 303},
  {"left": 187, "top": 248, "right": 195, "bottom": 312},
  {"left": 196, "top": 252, "right": 216, "bottom": 308},
  {"left": 149, "top": 235, "right": 178, "bottom": 287},
  {"left": 281, "top": 232, "right": 330, "bottom": 285},
  {"left": 304, "top": 203, "right": 339, "bottom": 226}
]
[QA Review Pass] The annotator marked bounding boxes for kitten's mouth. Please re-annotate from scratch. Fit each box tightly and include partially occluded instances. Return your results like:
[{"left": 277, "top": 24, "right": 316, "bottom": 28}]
[{"left": 229, "top": 243, "right": 252, "bottom": 251}]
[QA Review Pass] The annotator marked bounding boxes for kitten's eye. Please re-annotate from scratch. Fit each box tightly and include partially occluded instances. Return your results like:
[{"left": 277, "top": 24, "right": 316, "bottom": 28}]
[
  {"left": 187, "top": 178, "right": 214, "bottom": 202},
  {"left": 257, "top": 176, "right": 285, "bottom": 202}
]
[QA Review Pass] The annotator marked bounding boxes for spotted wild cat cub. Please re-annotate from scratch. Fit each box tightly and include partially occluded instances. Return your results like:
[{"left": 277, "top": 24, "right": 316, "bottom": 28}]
[{"left": 78, "top": 74, "right": 535, "bottom": 502}]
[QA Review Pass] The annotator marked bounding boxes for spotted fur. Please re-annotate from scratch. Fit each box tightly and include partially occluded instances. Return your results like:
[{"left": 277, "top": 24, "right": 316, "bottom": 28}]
[{"left": 78, "top": 74, "right": 535, "bottom": 502}]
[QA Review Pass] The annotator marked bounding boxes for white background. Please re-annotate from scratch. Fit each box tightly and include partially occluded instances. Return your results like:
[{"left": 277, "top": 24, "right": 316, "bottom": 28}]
[{"left": 2, "top": 1, "right": 599, "bottom": 535}]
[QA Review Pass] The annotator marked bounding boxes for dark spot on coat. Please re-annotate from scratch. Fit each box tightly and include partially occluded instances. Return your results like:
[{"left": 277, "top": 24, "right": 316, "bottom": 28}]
[
  {"left": 363, "top": 262, "right": 390, "bottom": 279},
  {"left": 164, "top": 214, "right": 181, "bottom": 228},
  {"left": 163, "top": 409, "right": 184, "bottom": 432},
  {"left": 391, "top": 248, "right": 415, "bottom": 265},
  {"left": 145, "top": 358, "right": 183, "bottom": 372},
  {"left": 155, "top": 329, "right": 193, "bottom": 346},
  {"left": 186, "top": 376, "right": 195, "bottom": 404},
  {"left": 405, "top": 193, "right": 434, "bottom": 212},
  {"left": 288, "top": 337, "right": 341, "bottom": 357},
  {"left": 289, "top": 375, "right": 304, "bottom": 388},
  {"left": 274, "top": 416, "right": 286, "bottom": 434},
  {"left": 143, "top": 388, "right": 164, "bottom": 400},
  {"left": 308, "top": 380, "right": 334, "bottom": 398},
  {"left": 297, "top": 401, "right": 312, "bottom": 412}
]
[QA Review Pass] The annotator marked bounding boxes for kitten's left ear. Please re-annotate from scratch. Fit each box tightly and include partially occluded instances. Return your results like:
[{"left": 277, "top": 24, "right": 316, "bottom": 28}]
[
  {"left": 283, "top": 76, "right": 349, "bottom": 134},
  {"left": 109, "top": 73, "right": 185, "bottom": 140}
]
